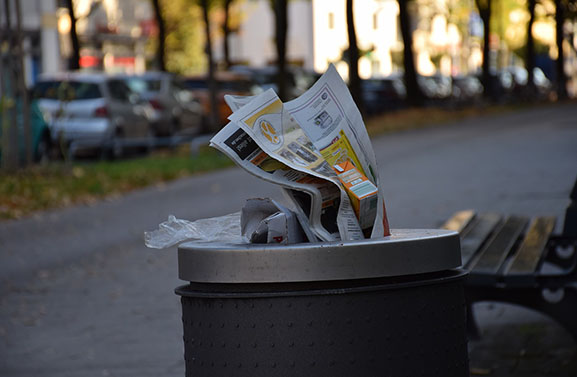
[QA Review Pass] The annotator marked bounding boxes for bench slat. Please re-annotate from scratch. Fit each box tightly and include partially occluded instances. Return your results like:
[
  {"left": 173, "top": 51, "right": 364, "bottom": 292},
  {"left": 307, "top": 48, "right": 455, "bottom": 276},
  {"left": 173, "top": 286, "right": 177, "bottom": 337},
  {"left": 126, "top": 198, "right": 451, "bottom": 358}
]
[
  {"left": 504, "top": 216, "right": 557, "bottom": 275},
  {"left": 471, "top": 216, "right": 529, "bottom": 274},
  {"left": 459, "top": 213, "right": 502, "bottom": 268},
  {"left": 442, "top": 210, "right": 475, "bottom": 234}
]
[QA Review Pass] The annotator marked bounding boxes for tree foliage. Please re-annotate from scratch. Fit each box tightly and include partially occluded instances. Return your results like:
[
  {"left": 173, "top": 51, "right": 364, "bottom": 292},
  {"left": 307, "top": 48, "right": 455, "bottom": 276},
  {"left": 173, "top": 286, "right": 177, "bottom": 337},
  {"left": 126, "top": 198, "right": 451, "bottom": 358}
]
[{"left": 159, "top": 0, "right": 205, "bottom": 74}]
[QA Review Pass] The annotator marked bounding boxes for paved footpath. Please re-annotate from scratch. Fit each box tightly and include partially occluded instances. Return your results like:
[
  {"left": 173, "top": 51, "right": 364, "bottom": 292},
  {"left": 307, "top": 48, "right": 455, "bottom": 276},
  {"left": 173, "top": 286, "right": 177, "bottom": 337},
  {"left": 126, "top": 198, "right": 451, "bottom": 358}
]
[{"left": 1, "top": 103, "right": 576, "bottom": 376}]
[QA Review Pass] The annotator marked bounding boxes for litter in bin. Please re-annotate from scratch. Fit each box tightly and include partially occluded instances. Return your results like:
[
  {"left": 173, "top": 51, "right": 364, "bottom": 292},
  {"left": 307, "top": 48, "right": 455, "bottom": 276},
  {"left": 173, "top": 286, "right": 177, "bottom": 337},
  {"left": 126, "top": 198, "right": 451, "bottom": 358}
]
[
  {"left": 241, "top": 198, "right": 310, "bottom": 244},
  {"left": 145, "top": 64, "right": 391, "bottom": 249},
  {"left": 144, "top": 212, "right": 242, "bottom": 249},
  {"left": 145, "top": 198, "right": 312, "bottom": 248},
  {"left": 213, "top": 64, "right": 390, "bottom": 241}
]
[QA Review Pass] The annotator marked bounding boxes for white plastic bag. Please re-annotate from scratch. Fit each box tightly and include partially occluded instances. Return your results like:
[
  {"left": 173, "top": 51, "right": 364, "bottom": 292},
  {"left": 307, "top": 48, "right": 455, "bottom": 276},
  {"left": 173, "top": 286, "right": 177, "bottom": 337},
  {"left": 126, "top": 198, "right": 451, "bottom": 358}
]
[{"left": 144, "top": 213, "right": 243, "bottom": 249}]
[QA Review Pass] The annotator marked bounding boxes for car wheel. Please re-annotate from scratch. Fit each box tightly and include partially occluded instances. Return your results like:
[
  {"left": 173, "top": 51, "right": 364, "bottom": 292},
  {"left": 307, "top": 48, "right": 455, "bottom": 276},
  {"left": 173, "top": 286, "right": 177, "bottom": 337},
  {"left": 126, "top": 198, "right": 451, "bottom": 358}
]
[
  {"left": 103, "top": 128, "right": 124, "bottom": 160},
  {"left": 168, "top": 118, "right": 180, "bottom": 137},
  {"left": 200, "top": 115, "right": 212, "bottom": 134},
  {"left": 112, "top": 129, "right": 125, "bottom": 159},
  {"left": 141, "top": 125, "right": 155, "bottom": 154},
  {"left": 35, "top": 132, "right": 53, "bottom": 163}
]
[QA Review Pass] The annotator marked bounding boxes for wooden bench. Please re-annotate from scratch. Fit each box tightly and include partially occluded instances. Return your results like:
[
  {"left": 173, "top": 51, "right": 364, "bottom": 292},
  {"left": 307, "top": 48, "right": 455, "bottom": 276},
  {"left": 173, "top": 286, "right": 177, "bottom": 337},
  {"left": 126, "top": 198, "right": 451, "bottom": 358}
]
[{"left": 442, "top": 180, "right": 577, "bottom": 341}]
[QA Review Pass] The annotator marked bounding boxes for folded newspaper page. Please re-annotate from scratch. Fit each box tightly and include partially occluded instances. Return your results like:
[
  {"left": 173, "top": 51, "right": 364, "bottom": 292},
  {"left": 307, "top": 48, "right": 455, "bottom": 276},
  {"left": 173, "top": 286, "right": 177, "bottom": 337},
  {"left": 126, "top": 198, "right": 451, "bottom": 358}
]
[
  {"left": 212, "top": 96, "right": 339, "bottom": 242},
  {"left": 227, "top": 89, "right": 365, "bottom": 241},
  {"left": 211, "top": 65, "right": 390, "bottom": 242},
  {"left": 222, "top": 96, "right": 343, "bottom": 242},
  {"left": 284, "top": 64, "right": 390, "bottom": 237},
  {"left": 210, "top": 122, "right": 338, "bottom": 241}
]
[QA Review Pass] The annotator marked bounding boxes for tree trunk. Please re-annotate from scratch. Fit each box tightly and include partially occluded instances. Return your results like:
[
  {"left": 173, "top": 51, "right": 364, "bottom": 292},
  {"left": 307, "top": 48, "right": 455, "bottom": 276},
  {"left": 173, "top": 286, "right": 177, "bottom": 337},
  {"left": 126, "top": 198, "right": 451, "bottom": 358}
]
[
  {"left": 475, "top": 0, "right": 492, "bottom": 99},
  {"left": 526, "top": 0, "right": 536, "bottom": 96},
  {"left": 346, "top": 0, "right": 364, "bottom": 113},
  {"left": 64, "top": 0, "right": 80, "bottom": 70},
  {"left": 151, "top": 0, "right": 166, "bottom": 71},
  {"left": 274, "top": 0, "right": 288, "bottom": 101},
  {"left": 397, "top": 0, "right": 425, "bottom": 106},
  {"left": 555, "top": 0, "right": 568, "bottom": 99},
  {"left": 201, "top": 0, "right": 218, "bottom": 132},
  {"left": 15, "top": 0, "right": 31, "bottom": 165},
  {"left": 222, "top": 0, "right": 232, "bottom": 69},
  {"left": 1, "top": 0, "right": 18, "bottom": 171}
]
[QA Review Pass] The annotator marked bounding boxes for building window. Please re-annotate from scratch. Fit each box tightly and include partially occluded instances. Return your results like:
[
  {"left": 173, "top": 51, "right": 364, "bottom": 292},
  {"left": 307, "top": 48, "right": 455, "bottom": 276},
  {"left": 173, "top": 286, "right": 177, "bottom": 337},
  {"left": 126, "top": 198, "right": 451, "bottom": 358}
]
[
  {"left": 372, "top": 59, "right": 381, "bottom": 75},
  {"left": 396, "top": 14, "right": 402, "bottom": 43},
  {"left": 328, "top": 12, "right": 334, "bottom": 29}
]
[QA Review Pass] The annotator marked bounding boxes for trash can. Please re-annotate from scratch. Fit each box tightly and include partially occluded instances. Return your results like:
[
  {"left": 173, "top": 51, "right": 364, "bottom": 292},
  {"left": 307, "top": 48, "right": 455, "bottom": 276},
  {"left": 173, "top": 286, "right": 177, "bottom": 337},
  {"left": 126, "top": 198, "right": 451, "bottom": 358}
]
[{"left": 175, "top": 229, "right": 468, "bottom": 377}]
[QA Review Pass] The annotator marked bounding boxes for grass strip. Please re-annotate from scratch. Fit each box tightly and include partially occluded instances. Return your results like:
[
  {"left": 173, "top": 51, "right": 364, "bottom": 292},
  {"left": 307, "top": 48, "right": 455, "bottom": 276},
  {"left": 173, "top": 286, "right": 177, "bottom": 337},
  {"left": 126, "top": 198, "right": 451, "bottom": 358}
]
[
  {"left": 0, "top": 146, "right": 233, "bottom": 220},
  {"left": 365, "top": 103, "right": 522, "bottom": 136}
]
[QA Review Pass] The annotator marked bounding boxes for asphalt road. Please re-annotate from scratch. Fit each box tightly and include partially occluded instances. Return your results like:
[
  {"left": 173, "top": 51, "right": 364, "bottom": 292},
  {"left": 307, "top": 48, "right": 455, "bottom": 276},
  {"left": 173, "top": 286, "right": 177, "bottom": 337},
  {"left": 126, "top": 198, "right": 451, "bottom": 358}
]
[{"left": 1, "top": 103, "right": 576, "bottom": 376}]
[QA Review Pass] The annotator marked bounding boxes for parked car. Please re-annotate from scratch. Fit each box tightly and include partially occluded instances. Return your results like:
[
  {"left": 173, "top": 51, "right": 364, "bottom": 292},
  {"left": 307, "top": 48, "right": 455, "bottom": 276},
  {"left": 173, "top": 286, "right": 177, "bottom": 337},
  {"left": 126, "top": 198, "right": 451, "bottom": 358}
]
[
  {"left": 361, "top": 76, "right": 406, "bottom": 115},
  {"left": 32, "top": 72, "right": 153, "bottom": 158},
  {"left": 119, "top": 71, "right": 204, "bottom": 137},
  {"left": 474, "top": 70, "right": 515, "bottom": 100},
  {"left": 505, "top": 66, "right": 552, "bottom": 99},
  {"left": 0, "top": 98, "right": 51, "bottom": 164},
  {"left": 451, "top": 75, "right": 484, "bottom": 103},
  {"left": 418, "top": 74, "right": 452, "bottom": 100},
  {"left": 182, "top": 71, "right": 255, "bottom": 133},
  {"left": 228, "top": 65, "right": 318, "bottom": 100}
]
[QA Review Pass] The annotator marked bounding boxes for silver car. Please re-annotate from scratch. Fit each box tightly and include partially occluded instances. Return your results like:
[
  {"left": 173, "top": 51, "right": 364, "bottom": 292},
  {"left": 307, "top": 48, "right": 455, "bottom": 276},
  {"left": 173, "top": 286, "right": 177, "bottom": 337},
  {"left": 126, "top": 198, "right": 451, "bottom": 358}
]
[
  {"left": 119, "top": 72, "right": 204, "bottom": 137},
  {"left": 32, "top": 72, "right": 153, "bottom": 158}
]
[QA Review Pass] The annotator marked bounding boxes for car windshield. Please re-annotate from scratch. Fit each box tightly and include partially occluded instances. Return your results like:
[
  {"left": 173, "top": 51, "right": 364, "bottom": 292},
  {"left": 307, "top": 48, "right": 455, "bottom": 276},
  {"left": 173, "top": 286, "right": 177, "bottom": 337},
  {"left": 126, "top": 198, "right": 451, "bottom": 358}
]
[
  {"left": 183, "top": 78, "right": 253, "bottom": 92},
  {"left": 107, "top": 80, "right": 134, "bottom": 102},
  {"left": 182, "top": 79, "right": 206, "bottom": 90},
  {"left": 33, "top": 80, "right": 102, "bottom": 100},
  {"left": 124, "top": 78, "right": 162, "bottom": 94},
  {"left": 219, "top": 79, "right": 253, "bottom": 92}
]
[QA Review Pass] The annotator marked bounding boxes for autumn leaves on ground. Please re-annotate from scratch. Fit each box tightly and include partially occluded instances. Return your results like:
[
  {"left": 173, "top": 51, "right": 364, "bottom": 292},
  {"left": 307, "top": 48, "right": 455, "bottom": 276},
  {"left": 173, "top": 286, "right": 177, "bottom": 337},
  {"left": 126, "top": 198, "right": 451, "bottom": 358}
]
[{"left": 0, "top": 147, "right": 232, "bottom": 220}]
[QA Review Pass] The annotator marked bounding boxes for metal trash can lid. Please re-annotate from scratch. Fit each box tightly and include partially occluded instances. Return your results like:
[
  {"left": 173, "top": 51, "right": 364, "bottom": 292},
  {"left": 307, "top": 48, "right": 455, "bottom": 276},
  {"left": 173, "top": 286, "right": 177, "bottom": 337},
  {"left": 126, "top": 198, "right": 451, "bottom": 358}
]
[{"left": 178, "top": 229, "right": 461, "bottom": 283}]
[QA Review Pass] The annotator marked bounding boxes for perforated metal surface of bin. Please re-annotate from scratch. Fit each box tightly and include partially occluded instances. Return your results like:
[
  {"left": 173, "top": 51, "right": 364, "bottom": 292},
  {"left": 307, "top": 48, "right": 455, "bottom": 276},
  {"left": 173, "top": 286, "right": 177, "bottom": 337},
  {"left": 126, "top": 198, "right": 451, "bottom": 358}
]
[
  {"left": 176, "top": 270, "right": 469, "bottom": 377},
  {"left": 176, "top": 231, "right": 468, "bottom": 376}
]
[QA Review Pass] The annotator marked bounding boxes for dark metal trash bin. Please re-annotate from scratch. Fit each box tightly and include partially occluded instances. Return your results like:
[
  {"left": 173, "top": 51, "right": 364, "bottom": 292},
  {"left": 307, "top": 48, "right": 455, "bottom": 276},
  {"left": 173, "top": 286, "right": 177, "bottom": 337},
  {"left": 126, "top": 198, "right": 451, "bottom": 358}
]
[{"left": 175, "top": 229, "right": 468, "bottom": 377}]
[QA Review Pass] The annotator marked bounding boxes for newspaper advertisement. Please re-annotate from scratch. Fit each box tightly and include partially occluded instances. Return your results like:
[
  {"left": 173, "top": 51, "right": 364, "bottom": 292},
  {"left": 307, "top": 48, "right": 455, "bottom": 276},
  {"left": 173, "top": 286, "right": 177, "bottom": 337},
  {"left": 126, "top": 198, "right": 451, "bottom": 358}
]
[
  {"left": 210, "top": 122, "right": 342, "bottom": 242},
  {"left": 284, "top": 64, "right": 390, "bottom": 237},
  {"left": 212, "top": 94, "right": 347, "bottom": 242},
  {"left": 226, "top": 88, "right": 364, "bottom": 241},
  {"left": 212, "top": 65, "right": 390, "bottom": 242}
]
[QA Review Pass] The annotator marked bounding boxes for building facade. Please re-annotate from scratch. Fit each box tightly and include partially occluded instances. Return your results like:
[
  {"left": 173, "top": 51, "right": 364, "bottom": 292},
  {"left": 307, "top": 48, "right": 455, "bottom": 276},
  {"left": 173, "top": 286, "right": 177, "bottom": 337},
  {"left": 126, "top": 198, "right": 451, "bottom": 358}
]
[
  {"left": 226, "top": 0, "right": 474, "bottom": 80},
  {"left": 0, "top": 0, "right": 62, "bottom": 85}
]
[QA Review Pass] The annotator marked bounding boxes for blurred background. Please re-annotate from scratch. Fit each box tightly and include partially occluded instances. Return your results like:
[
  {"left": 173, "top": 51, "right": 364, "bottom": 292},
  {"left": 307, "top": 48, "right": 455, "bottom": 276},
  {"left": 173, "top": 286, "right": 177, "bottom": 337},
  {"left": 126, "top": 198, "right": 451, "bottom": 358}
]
[
  {"left": 1, "top": 0, "right": 576, "bottom": 211},
  {"left": 1, "top": 3, "right": 577, "bottom": 376}
]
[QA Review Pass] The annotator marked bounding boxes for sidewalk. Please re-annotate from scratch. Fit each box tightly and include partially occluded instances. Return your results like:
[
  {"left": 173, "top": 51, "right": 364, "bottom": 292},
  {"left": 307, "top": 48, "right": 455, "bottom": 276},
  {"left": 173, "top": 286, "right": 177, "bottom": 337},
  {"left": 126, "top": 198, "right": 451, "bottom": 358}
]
[
  {"left": 468, "top": 302, "right": 576, "bottom": 376},
  {"left": 1, "top": 104, "right": 576, "bottom": 377}
]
